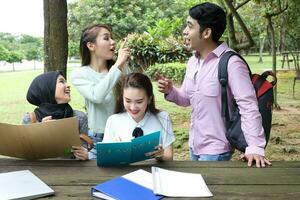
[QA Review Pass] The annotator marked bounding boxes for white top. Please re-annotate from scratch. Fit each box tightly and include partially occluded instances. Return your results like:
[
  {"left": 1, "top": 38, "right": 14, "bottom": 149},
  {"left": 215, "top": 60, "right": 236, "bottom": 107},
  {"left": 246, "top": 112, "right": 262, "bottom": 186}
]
[
  {"left": 70, "top": 65, "right": 122, "bottom": 133},
  {"left": 103, "top": 111, "right": 175, "bottom": 149}
]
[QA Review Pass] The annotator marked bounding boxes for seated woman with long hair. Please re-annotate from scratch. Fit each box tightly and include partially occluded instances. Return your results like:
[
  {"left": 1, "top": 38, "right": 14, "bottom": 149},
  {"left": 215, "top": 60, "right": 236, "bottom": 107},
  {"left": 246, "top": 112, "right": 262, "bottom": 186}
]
[{"left": 104, "top": 73, "right": 175, "bottom": 160}]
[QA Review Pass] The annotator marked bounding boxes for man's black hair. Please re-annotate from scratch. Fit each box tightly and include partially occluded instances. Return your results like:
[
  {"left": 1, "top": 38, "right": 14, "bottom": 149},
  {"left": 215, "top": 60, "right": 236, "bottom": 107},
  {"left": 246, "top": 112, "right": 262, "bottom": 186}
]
[{"left": 189, "top": 2, "right": 226, "bottom": 42}]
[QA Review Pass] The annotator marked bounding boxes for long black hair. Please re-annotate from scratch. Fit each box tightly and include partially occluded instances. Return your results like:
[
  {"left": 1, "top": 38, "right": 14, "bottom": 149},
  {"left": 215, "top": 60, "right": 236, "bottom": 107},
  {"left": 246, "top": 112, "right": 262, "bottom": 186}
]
[
  {"left": 79, "top": 24, "right": 114, "bottom": 69},
  {"left": 115, "top": 73, "right": 160, "bottom": 115}
]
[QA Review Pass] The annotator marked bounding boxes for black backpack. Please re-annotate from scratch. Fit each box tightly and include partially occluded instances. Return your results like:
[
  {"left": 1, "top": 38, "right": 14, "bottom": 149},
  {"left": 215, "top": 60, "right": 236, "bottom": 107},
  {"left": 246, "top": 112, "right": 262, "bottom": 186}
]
[{"left": 218, "top": 51, "right": 277, "bottom": 152}]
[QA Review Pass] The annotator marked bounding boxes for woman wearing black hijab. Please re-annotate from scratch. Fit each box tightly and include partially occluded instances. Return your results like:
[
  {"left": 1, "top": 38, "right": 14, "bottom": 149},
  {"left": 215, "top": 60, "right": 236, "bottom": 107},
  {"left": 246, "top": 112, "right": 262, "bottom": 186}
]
[{"left": 22, "top": 71, "right": 90, "bottom": 160}]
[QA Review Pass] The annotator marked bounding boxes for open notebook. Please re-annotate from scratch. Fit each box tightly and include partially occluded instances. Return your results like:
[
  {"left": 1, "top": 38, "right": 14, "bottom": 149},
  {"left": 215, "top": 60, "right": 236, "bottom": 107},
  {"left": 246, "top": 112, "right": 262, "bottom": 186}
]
[
  {"left": 0, "top": 170, "right": 54, "bottom": 200},
  {"left": 96, "top": 131, "right": 160, "bottom": 166}
]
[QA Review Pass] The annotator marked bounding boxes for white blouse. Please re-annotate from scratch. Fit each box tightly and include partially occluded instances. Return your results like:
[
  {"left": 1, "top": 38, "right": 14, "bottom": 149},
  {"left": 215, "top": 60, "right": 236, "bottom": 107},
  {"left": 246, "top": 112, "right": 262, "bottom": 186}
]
[{"left": 103, "top": 111, "right": 175, "bottom": 149}]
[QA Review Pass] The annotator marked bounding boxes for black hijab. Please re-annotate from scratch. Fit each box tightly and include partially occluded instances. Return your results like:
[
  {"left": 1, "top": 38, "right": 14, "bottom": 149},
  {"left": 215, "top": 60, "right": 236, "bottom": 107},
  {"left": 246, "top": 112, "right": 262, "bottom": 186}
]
[{"left": 26, "top": 71, "right": 73, "bottom": 122}]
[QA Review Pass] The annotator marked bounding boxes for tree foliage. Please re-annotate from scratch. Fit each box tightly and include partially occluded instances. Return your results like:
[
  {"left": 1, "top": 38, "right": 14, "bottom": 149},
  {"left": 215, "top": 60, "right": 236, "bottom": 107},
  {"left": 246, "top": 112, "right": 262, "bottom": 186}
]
[
  {"left": 67, "top": 0, "right": 189, "bottom": 56},
  {"left": 284, "top": 0, "right": 300, "bottom": 50},
  {"left": 0, "top": 33, "right": 42, "bottom": 64},
  {"left": 69, "top": 0, "right": 187, "bottom": 37},
  {"left": 6, "top": 51, "right": 23, "bottom": 64},
  {"left": 67, "top": 0, "right": 299, "bottom": 58},
  {"left": 19, "top": 35, "right": 43, "bottom": 61},
  {"left": 0, "top": 44, "right": 10, "bottom": 61}
]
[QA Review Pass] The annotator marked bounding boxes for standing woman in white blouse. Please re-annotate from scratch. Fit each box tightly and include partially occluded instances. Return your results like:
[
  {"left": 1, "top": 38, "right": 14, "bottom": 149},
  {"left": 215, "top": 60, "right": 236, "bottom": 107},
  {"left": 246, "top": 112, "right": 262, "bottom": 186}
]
[
  {"left": 70, "top": 24, "right": 130, "bottom": 159},
  {"left": 103, "top": 73, "right": 175, "bottom": 161}
]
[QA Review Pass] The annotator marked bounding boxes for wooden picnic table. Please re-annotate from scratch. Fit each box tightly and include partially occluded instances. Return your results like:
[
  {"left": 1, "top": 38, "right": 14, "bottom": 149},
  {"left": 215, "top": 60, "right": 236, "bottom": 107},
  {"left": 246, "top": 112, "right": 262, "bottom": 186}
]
[
  {"left": 292, "top": 51, "right": 300, "bottom": 68},
  {"left": 0, "top": 158, "right": 299, "bottom": 200},
  {"left": 281, "top": 51, "right": 300, "bottom": 69}
]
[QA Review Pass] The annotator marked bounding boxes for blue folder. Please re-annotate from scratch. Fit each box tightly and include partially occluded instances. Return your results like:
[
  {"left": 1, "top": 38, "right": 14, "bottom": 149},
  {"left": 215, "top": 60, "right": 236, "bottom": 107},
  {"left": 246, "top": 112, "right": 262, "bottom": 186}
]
[
  {"left": 97, "top": 131, "right": 160, "bottom": 166},
  {"left": 91, "top": 176, "right": 163, "bottom": 200}
]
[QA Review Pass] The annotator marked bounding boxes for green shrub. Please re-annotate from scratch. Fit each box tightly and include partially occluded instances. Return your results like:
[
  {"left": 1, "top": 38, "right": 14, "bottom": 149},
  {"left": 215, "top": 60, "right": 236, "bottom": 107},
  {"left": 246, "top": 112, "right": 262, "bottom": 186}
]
[
  {"left": 126, "top": 33, "right": 190, "bottom": 71},
  {"left": 146, "top": 62, "right": 186, "bottom": 83},
  {"left": 126, "top": 33, "right": 158, "bottom": 70},
  {"left": 147, "top": 18, "right": 183, "bottom": 40},
  {"left": 156, "top": 37, "right": 190, "bottom": 64}
]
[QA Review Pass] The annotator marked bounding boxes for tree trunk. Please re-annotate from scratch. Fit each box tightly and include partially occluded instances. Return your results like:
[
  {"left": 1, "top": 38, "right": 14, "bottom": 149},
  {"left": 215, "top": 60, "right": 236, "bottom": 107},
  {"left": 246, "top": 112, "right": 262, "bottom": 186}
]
[
  {"left": 266, "top": 26, "right": 272, "bottom": 55},
  {"left": 279, "top": 14, "right": 287, "bottom": 53},
  {"left": 44, "top": 0, "right": 68, "bottom": 76},
  {"left": 266, "top": 15, "right": 280, "bottom": 109},
  {"left": 258, "top": 37, "right": 266, "bottom": 63},
  {"left": 227, "top": 13, "right": 238, "bottom": 50},
  {"left": 262, "top": 0, "right": 287, "bottom": 109},
  {"left": 224, "top": 0, "right": 254, "bottom": 51}
]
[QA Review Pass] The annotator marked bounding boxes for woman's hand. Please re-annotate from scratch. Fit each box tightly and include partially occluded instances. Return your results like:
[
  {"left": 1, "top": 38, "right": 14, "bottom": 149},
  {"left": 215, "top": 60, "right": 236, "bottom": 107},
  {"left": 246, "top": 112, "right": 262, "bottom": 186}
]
[
  {"left": 41, "top": 116, "right": 54, "bottom": 122},
  {"left": 115, "top": 38, "right": 131, "bottom": 70},
  {"left": 72, "top": 146, "right": 89, "bottom": 161},
  {"left": 145, "top": 145, "right": 164, "bottom": 161}
]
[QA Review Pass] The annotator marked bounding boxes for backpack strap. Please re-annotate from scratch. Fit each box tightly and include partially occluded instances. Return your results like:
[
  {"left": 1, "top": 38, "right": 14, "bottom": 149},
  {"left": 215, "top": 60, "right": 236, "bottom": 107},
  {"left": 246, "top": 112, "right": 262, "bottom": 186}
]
[
  {"left": 29, "top": 112, "right": 37, "bottom": 123},
  {"left": 218, "top": 51, "right": 251, "bottom": 129}
]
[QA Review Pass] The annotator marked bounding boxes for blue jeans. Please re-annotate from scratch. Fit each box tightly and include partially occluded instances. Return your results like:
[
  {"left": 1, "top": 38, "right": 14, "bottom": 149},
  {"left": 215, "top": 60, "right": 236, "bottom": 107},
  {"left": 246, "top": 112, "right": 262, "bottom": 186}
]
[
  {"left": 190, "top": 148, "right": 232, "bottom": 161},
  {"left": 88, "top": 131, "right": 104, "bottom": 145},
  {"left": 88, "top": 131, "right": 104, "bottom": 160}
]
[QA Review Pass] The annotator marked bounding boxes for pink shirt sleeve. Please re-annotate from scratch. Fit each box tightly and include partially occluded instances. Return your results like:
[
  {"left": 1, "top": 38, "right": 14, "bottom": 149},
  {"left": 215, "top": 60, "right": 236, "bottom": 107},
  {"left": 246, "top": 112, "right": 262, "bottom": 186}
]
[
  {"left": 165, "top": 81, "right": 191, "bottom": 107},
  {"left": 227, "top": 56, "right": 266, "bottom": 156},
  {"left": 165, "top": 59, "right": 194, "bottom": 107}
]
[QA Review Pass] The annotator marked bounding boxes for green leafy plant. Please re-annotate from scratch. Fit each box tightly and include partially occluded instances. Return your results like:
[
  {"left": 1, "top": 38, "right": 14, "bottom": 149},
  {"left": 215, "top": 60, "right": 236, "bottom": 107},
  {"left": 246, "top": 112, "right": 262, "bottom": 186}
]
[
  {"left": 126, "top": 33, "right": 190, "bottom": 71},
  {"left": 156, "top": 37, "right": 190, "bottom": 64},
  {"left": 146, "top": 62, "right": 186, "bottom": 83},
  {"left": 126, "top": 33, "right": 158, "bottom": 70}
]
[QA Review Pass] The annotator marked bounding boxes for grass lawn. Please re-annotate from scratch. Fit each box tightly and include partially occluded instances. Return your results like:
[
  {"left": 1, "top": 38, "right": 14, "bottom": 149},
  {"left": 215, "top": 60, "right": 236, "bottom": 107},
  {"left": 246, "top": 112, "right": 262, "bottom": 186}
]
[{"left": 0, "top": 55, "right": 299, "bottom": 161}]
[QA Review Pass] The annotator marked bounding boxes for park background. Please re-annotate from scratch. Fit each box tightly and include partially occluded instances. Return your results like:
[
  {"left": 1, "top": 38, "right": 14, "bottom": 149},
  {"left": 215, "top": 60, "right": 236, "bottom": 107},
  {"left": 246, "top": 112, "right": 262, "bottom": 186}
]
[{"left": 0, "top": 0, "right": 299, "bottom": 161}]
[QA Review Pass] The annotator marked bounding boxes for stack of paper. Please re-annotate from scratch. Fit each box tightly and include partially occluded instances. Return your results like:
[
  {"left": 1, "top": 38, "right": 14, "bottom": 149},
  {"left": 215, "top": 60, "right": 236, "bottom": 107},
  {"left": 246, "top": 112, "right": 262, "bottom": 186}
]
[
  {"left": 152, "top": 167, "right": 213, "bottom": 197},
  {"left": 0, "top": 170, "right": 54, "bottom": 200}
]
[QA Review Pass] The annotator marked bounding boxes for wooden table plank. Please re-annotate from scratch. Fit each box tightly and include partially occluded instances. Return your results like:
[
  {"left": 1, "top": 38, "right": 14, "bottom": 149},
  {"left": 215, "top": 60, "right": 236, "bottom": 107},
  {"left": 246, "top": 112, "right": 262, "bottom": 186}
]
[
  {"left": 1, "top": 159, "right": 299, "bottom": 199},
  {"left": 46, "top": 185, "right": 300, "bottom": 200},
  {"left": 1, "top": 159, "right": 300, "bottom": 168},
  {"left": 1, "top": 166, "right": 299, "bottom": 186}
]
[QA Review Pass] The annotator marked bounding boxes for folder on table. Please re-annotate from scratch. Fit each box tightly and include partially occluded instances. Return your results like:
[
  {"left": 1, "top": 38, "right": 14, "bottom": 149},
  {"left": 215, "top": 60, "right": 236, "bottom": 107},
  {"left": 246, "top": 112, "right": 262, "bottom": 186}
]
[
  {"left": 96, "top": 131, "right": 160, "bottom": 166},
  {"left": 91, "top": 169, "right": 163, "bottom": 200}
]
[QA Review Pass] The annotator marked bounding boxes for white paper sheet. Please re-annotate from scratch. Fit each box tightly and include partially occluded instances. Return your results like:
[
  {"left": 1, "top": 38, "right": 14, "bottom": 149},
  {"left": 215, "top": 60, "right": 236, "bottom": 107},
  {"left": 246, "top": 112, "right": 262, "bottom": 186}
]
[{"left": 152, "top": 167, "right": 213, "bottom": 197}]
